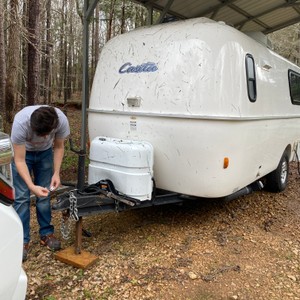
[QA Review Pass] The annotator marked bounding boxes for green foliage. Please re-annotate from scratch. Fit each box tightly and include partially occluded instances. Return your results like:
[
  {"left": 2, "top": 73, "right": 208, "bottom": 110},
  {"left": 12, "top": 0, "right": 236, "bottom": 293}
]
[
  {"left": 100, "top": 287, "right": 116, "bottom": 300},
  {"left": 62, "top": 150, "right": 78, "bottom": 171},
  {"left": 83, "top": 289, "right": 93, "bottom": 299},
  {"left": 44, "top": 296, "right": 56, "bottom": 300},
  {"left": 44, "top": 273, "right": 54, "bottom": 281}
]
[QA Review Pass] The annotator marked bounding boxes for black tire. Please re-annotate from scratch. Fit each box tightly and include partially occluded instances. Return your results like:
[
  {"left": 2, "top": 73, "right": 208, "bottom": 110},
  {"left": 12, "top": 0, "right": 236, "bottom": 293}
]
[{"left": 265, "top": 152, "right": 289, "bottom": 192}]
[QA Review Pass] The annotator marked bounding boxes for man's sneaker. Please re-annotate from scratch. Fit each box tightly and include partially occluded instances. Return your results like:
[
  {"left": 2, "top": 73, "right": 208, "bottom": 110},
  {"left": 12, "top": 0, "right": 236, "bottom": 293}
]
[
  {"left": 40, "top": 234, "right": 61, "bottom": 251},
  {"left": 23, "top": 243, "right": 29, "bottom": 262}
]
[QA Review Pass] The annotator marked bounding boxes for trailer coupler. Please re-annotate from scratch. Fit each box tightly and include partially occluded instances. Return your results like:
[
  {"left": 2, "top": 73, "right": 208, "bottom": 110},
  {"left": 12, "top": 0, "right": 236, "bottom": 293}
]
[{"left": 52, "top": 179, "right": 141, "bottom": 212}]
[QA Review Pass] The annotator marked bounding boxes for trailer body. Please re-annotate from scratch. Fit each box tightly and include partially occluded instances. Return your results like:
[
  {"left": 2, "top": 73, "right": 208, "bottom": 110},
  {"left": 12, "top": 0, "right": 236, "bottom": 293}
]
[{"left": 88, "top": 17, "right": 300, "bottom": 199}]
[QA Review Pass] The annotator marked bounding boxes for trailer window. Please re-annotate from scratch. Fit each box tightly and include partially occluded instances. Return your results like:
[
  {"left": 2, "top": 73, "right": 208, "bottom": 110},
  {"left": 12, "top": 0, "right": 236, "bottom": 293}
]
[
  {"left": 245, "top": 54, "right": 257, "bottom": 102},
  {"left": 289, "top": 70, "right": 300, "bottom": 105}
]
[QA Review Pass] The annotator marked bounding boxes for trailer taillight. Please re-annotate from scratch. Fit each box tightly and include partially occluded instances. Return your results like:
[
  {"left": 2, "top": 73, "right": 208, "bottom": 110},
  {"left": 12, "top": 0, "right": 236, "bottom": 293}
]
[
  {"left": 0, "top": 133, "right": 14, "bottom": 205},
  {"left": 0, "top": 176, "right": 14, "bottom": 205}
]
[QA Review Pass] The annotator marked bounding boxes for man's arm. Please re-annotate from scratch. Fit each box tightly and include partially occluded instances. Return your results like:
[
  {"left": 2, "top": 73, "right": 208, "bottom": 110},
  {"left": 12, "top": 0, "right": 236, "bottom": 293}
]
[
  {"left": 50, "top": 138, "right": 66, "bottom": 190},
  {"left": 13, "top": 144, "right": 49, "bottom": 197}
]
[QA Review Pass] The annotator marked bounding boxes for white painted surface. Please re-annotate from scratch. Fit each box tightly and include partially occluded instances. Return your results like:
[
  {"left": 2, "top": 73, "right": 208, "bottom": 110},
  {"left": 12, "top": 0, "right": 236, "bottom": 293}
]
[
  {"left": 0, "top": 205, "right": 27, "bottom": 300},
  {"left": 88, "top": 17, "right": 300, "bottom": 198},
  {"left": 89, "top": 137, "right": 153, "bottom": 200},
  {"left": 0, "top": 132, "right": 27, "bottom": 299}
]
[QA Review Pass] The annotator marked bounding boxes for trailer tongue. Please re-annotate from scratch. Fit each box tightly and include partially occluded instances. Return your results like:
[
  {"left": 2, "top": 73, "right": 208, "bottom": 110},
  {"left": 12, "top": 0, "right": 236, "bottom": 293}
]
[
  {"left": 52, "top": 179, "right": 188, "bottom": 223},
  {"left": 52, "top": 178, "right": 264, "bottom": 217}
]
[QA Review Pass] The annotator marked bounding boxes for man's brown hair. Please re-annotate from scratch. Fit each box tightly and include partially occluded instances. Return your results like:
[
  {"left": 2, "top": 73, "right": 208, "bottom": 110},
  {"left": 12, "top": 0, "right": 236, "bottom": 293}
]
[{"left": 30, "top": 106, "right": 59, "bottom": 136}]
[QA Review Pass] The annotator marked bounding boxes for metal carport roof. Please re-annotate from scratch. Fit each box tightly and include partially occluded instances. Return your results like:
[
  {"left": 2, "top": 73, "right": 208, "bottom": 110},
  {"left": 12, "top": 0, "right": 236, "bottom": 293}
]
[{"left": 134, "top": 0, "right": 300, "bottom": 34}]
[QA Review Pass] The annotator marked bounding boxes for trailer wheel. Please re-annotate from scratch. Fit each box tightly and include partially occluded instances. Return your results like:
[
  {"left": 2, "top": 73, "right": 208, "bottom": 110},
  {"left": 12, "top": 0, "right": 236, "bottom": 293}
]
[{"left": 265, "top": 152, "right": 289, "bottom": 192}]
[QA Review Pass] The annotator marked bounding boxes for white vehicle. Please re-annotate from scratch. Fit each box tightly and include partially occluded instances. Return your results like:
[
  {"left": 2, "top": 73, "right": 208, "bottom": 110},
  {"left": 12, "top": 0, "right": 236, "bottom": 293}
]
[
  {"left": 0, "top": 132, "right": 27, "bottom": 300},
  {"left": 88, "top": 17, "right": 300, "bottom": 200}
]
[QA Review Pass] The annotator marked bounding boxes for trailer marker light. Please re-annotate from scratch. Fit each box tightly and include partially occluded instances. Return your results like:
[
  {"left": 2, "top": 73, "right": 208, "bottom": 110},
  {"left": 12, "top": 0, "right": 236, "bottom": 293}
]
[{"left": 223, "top": 157, "right": 229, "bottom": 169}]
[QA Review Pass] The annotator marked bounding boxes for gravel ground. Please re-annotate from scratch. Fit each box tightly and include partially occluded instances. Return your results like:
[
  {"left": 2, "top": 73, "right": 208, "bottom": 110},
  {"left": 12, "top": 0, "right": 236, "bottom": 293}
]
[{"left": 23, "top": 161, "right": 300, "bottom": 298}]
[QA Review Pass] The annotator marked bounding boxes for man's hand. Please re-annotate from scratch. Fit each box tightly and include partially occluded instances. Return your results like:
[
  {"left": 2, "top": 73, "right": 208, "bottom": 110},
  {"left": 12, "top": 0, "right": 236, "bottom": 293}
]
[
  {"left": 51, "top": 138, "right": 65, "bottom": 192},
  {"left": 50, "top": 173, "right": 61, "bottom": 192},
  {"left": 30, "top": 185, "right": 50, "bottom": 198}
]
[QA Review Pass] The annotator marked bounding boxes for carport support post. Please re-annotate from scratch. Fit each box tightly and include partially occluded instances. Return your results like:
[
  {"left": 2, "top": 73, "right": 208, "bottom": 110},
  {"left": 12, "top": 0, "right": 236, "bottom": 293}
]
[
  {"left": 55, "top": 0, "right": 99, "bottom": 269},
  {"left": 75, "top": 0, "right": 99, "bottom": 255}
]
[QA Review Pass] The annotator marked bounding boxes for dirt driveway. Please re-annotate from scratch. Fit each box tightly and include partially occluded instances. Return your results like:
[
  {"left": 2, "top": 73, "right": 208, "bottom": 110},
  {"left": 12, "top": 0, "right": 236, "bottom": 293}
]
[{"left": 24, "top": 163, "right": 300, "bottom": 300}]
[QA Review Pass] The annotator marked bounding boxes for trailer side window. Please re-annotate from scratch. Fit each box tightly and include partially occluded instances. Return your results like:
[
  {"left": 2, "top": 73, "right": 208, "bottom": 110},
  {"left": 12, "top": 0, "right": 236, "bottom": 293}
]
[
  {"left": 289, "top": 70, "right": 300, "bottom": 105},
  {"left": 245, "top": 54, "right": 257, "bottom": 102}
]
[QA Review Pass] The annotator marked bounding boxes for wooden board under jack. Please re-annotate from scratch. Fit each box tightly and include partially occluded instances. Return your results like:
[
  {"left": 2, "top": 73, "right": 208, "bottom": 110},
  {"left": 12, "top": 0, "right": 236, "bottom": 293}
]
[{"left": 54, "top": 246, "right": 98, "bottom": 269}]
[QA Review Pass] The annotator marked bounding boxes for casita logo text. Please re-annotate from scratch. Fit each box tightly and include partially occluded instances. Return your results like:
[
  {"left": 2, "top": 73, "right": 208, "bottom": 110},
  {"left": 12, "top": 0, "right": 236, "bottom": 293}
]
[{"left": 119, "top": 62, "right": 158, "bottom": 74}]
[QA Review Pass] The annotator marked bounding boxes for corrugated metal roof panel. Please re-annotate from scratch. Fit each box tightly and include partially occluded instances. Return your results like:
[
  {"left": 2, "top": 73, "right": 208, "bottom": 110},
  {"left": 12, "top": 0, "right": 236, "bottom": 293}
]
[
  {"left": 134, "top": 0, "right": 300, "bottom": 33},
  {"left": 261, "top": 8, "right": 299, "bottom": 25},
  {"left": 237, "top": 0, "right": 286, "bottom": 15},
  {"left": 242, "top": 20, "right": 267, "bottom": 33},
  {"left": 208, "top": 6, "right": 247, "bottom": 24}
]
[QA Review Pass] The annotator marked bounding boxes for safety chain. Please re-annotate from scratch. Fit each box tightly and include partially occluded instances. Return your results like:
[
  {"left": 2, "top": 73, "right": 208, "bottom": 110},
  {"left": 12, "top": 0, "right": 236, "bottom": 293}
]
[
  {"left": 69, "top": 190, "right": 79, "bottom": 221},
  {"left": 60, "top": 190, "right": 79, "bottom": 240},
  {"left": 60, "top": 212, "right": 71, "bottom": 240}
]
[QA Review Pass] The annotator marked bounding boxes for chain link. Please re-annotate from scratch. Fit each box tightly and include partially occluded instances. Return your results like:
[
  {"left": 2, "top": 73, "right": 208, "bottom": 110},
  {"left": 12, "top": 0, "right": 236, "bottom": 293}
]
[
  {"left": 60, "top": 189, "right": 79, "bottom": 240},
  {"left": 69, "top": 190, "right": 79, "bottom": 221},
  {"left": 60, "top": 215, "right": 71, "bottom": 240}
]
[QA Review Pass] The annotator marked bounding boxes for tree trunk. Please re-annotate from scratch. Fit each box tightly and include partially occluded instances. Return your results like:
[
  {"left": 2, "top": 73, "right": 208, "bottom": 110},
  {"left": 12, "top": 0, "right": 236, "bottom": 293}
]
[
  {"left": 94, "top": 3, "right": 100, "bottom": 72},
  {"left": 90, "top": 5, "right": 100, "bottom": 89},
  {"left": 65, "top": 0, "right": 73, "bottom": 102},
  {"left": 27, "top": 0, "right": 40, "bottom": 105},
  {"left": 0, "top": 2, "right": 6, "bottom": 130},
  {"left": 120, "top": 0, "right": 126, "bottom": 34},
  {"left": 45, "top": 0, "right": 52, "bottom": 104},
  {"left": 6, "top": 0, "right": 20, "bottom": 124},
  {"left": 106, "top": 0, "right": 116, "bottom": 42},
  {"left": 20, "top": 0, "right": 28, "bottom": 107},
  {"left": 58, "top": 0, "right": 65, "bottom": 100}
]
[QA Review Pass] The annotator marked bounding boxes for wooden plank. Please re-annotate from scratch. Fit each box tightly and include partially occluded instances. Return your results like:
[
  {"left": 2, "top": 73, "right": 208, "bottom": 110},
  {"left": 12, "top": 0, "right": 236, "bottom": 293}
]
[{"left": 54, "top": 246, "right": 98, "bottom": 269}]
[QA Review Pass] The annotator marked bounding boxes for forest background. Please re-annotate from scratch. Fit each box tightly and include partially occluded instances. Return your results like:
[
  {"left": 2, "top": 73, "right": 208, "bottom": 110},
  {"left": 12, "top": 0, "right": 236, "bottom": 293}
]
[{"left": 0, "top": 0, "right": 299, "bottom": 133}]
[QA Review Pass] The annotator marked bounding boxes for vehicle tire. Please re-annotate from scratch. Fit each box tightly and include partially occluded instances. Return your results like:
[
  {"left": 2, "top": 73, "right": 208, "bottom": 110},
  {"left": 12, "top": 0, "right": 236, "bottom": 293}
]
[{"left": 265, "top": 152, "right": 289, "bottom": 192}]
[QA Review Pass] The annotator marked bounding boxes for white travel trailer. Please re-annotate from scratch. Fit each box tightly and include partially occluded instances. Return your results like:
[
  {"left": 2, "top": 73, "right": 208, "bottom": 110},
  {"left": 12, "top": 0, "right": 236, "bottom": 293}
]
[{"left": 87, "top": 17, "right": 300, "bottom": 201}]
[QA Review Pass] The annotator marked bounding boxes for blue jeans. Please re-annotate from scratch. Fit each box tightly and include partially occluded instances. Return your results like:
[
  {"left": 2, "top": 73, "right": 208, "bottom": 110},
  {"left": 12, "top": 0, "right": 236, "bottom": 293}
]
[{"left": 12, "top": 147, "right": 54, "bottom": 244}]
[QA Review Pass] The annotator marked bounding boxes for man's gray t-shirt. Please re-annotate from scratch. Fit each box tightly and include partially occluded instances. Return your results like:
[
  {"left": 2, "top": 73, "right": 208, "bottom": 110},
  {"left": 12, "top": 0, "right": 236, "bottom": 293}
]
[{"left": 11, "top": 105, "right": 70, "bottom": 151}]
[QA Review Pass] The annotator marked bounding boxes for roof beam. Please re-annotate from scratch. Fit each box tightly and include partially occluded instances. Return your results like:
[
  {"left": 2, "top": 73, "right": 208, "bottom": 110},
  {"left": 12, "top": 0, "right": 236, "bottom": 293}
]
[
  {"left": 236, "top": 0, "right": 300, "bottom": 30},
  {"left": 291, "top": 0, "right": 300, "bottom": 16},
  {"left": 263, "top": 15, "right": 300, "bottom": 33},
  {"left": 133, "top": 0, "right": 300, "bottom": 33},
  {"left": 225, "top": 1, "right": 270, "bottom": 30},
  {"left": 133, "top": 0, "right": 187, "bottom": 20},
  {"left": 193, "top": 0, "right": 238, "bottom": 19},
  {"left": 155, "top": 0, "right": 175, "bottom": 24}
]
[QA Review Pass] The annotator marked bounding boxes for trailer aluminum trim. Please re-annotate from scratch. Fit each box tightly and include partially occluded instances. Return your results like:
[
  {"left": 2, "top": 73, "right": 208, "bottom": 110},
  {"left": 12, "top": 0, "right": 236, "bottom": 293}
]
[{"left": 88, "top": 108, "right": 300, "bottom": 121}]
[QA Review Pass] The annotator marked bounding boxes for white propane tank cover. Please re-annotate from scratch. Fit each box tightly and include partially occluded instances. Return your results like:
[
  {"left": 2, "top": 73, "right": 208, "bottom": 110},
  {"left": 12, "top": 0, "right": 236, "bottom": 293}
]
[{"left": 88, "top": 137, "right": 154, "bottom": 201}]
